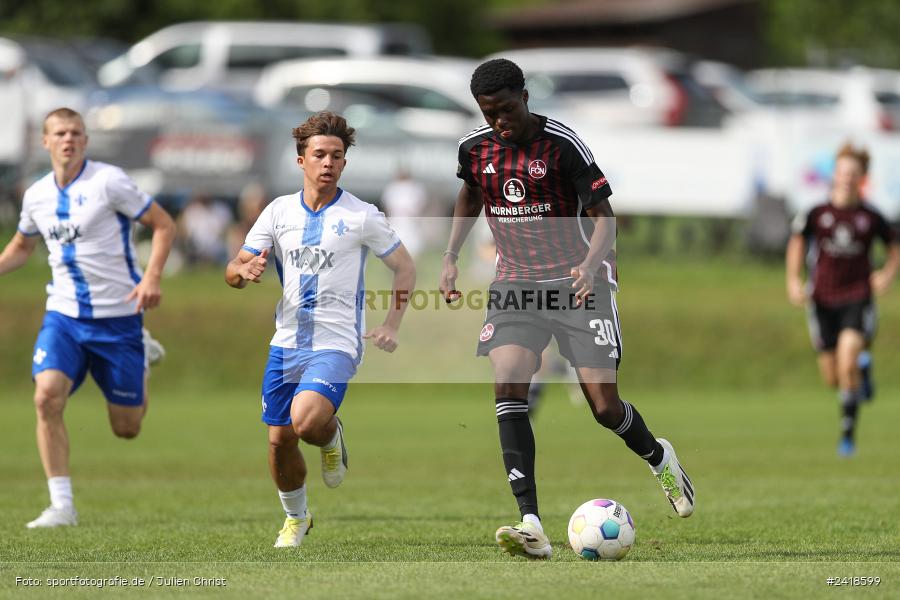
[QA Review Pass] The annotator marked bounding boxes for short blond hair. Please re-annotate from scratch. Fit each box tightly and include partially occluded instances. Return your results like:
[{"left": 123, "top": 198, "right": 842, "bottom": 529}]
[
  {"left": 43, "top": 107, "right": 84, "bottom": 134},
  {"left": 836, "top": 142, "right": 870, "bottom": 175}
]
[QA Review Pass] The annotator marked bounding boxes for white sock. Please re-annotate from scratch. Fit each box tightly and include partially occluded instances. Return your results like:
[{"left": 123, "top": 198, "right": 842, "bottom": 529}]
[
  {"left": 650, "top": 447, "right": 670, "bottom": 474},
  {"left": 48, "top": 476, "right": 73, "bottom": 510},
  {"left": 522, "top": 513, "right": 542, "bottom": 531},
  {"left": 322, "top": 427, "right": 339, "bottom": 451},
  {"left": 278, "top": 485, "right": 307, "bottom": 519}
]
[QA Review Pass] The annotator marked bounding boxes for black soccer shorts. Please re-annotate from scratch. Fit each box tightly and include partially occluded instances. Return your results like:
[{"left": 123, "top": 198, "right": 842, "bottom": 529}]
[
  {"left": 806, "top": 299, "right": 877, "bottom": 351},
  {"left": 476, "top": 280, "right": 622, "bottom": 370}
]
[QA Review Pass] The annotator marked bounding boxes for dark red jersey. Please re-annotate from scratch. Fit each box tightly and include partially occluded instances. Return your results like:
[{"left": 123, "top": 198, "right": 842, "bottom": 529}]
[
  {"left": 794, "top": 201, "right": 894, "bottom": 306},
  {"left": 457, "top": 115, "right": 615, "bottom": 284}
]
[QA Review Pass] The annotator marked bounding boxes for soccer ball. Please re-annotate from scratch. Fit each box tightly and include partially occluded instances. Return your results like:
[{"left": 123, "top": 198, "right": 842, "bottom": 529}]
[{"left": 568, "top": 498, "right": 635, "bottom": 561}]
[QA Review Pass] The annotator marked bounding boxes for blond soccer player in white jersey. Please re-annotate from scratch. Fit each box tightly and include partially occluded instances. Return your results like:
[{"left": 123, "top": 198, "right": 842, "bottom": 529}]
[
  {"left": 0, "top": 108, "right": 176, "bottom": 528},
  {"left": 225, "top": 112, "right": 416, "bottom": 548}
]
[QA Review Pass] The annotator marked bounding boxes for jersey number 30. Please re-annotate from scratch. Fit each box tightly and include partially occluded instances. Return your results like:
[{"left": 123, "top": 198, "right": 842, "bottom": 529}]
[{"left": 589, "top": 319, "right": 618, "bottom": 347}]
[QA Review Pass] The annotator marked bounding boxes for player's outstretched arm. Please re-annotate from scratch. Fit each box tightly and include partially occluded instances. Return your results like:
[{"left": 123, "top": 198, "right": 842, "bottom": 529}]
[
  {"left": 871, "top": 241, "right": 900, "bottom": 295},
  {"left": 440, "top": 182, "right": 483, "bottom": 302},
  {"left": 0, "top": 232, "right": 38, "bottom": 276},
  {"left": 225, "top": 248, "right": 269, "bottom": 289},
  {"left": 128, "top": 203, "right": 176, "bottom": 312},
  {"left": 364, "top": 244, "right": 416, "bottom": 353},
  {"left": 785, "top": 234, "right": 808, "bottom": 306}
]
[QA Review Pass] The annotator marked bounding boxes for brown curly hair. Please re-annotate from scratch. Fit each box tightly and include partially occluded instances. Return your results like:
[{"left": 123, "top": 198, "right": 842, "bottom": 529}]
[{"left": 292, "top": 111, "right": 356, "bottom": 157}]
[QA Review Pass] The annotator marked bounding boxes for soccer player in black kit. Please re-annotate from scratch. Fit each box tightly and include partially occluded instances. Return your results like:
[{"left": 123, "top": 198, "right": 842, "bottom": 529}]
[
  {"left": 439, "top": 58, "right": 694, "bottom": 559},
  {"left": 786, "top": 143, "right": 899, "bottom": 457}
]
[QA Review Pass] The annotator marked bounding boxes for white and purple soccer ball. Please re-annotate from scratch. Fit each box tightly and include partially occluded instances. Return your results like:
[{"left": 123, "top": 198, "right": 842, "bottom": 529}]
[{"left": 568, "top": 498, "right": 635, "bottom": 561}]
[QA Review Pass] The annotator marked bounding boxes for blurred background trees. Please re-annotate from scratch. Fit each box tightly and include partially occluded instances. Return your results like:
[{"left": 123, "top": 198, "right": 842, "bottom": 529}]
[
  {"left": 0, "top": 0, "right": 523, "bottom": 56},
  {"left": 766, "top": 0, "right": 900, "bottom": 67},
  {"left": 4, "top": 0, "right": 900, "bottom": 66}
]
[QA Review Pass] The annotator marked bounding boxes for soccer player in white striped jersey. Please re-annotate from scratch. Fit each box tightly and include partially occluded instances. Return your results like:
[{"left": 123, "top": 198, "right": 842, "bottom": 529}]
[
  {"left": 225, "top": 112, "right": 415, "bottom": 548},
  {"left": 0, "top": 108, "right": 176, "bottom": 528}
]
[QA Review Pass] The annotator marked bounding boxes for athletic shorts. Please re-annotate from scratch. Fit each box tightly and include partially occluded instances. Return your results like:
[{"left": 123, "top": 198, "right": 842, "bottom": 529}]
[
  {"left": 807, "top": 299, "right": 877, "bottom": 351},
  {"left": 260, "top": 346, "right": 357, "bottom": 426},
  {"left": 32, "top": 310, "right": 145, "bottom": 406},
  {"left": 476, "top": 280, "right": 622, "bottom": 370}
]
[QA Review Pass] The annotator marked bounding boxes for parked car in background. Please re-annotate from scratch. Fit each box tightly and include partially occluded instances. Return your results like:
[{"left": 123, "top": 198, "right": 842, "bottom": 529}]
[
  {"left": 97, "top": 21, "right": 433, "bottom": 94},
  {"left": 744, "top": 68, "right": 900, "bottom": 133},
  {"left": 0, "top": 38, "right": 27, "bottom": 205},
  {"left": 692, "top": 60, "right": 762, "bottom": 114},
  {"left": 5, "top": 36, "right": 97, "bottom": 123},
  {"left": 486, "top": 47, "right": 727, "bottom": 128},
  {"left": 254, "top": 56, "right": 479, "bottom": 137},
  {"left": 255, "top": 56, "right": 478, "bottom": 204},
  {"left": 0, "top": 36, "right": 103, "bottom": 195},
  {"left": 60, "top": 86, "right": 290, "bottom": 207}
]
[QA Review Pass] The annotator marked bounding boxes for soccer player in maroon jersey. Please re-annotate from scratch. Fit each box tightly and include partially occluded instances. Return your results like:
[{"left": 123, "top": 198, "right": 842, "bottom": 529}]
[
  {"left": 786, "top": 143, "right": 899, "bottom": 457},
  {"left": 439, "top": 58, "right": 694, "bottom": 559}
]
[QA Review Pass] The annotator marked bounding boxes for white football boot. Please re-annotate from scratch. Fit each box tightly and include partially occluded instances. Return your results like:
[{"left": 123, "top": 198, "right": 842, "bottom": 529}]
[
  {"left": 320, "top": 418, "right": 347, "bottom": 488},
  {"left": 650, "top": 438, "right": 695, "bottom": 517},
  {"left": 142, "top": 328, "right": 166, "bottom": 366},
  {"left": 273, "top": 512, "right": 313, "bottom": 548},
  {"left": 495, "top": 521, "right": 552, "bottom": 559},
  {"left": 26, "top": 506, "right": 78, "bottom": 529}
]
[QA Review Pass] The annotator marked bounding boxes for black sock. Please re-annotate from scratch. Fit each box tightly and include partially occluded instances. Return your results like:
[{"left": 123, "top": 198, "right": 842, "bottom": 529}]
[
  {"left": 840, "top": 389, "right": 860, "bottom": 441},
  {"left": 527, "top": 381, "right": 544, "bottom": 416},
  {"left": 496, "top": 397, "right": 538, "bottom": 519},
  {"left": 609, "top": 400, "right": 664, "bottom": 466}
]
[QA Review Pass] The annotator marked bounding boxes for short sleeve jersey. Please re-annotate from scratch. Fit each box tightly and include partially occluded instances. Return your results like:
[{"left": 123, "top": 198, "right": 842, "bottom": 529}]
[
  {"left": 17, "top": 160, "right": 153, "bottom": 318},
  {"left": 457, "top": 115, "right": 615, "bottom": 283},
  {"left": 793, "top": 201, "right": 894, "bottom": 306},
  {"left": 243, "top": 188, "right": 400, "bottom": 362}
]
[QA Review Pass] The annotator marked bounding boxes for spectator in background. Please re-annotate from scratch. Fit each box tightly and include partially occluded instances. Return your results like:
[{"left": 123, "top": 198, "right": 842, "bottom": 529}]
[
  {"left": 228, "top": 181, "right": 269, "bottom": 258},
  {"left": 381, "top": 168, "right": 428, "bottom": 258},
  {"left": 178, "top": 193, "right": 232, "bottom": 266}
]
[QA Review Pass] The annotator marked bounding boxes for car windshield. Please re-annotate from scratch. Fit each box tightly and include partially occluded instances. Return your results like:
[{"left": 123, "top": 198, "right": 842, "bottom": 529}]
[
  {"left": 26, "top": 45, "right": 96, "bottom": 87},
  {"left": 226, "top": 45, "right": 347, "bottom": 69},
  {"left": 281, "top": 83, "right": 470, "bottom": 114},
  {"left": 526, "top": 72, "right": 630, "bottom": 100},
  {"left": 754, "top": 91, "right": 841, "bottom": 107}
]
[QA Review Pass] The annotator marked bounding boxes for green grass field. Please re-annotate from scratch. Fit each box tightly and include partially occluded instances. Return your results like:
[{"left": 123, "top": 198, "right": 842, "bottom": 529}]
[{"left": 1, "top": 246, "right": 899, "bottom": 598}]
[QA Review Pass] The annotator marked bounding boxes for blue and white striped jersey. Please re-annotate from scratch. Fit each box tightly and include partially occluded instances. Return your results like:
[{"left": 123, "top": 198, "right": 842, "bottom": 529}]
[
  {"left": 17, "top": 160, "right": 153, "bottom": 319},
  {"left": 243, "top": 188, "right": 400, "bottom": 362}
]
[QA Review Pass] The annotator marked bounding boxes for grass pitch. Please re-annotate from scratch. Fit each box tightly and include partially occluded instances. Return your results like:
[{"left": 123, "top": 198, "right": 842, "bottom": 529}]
[{"left": 1, "top": 250, "right": 899, "bottom": 598}]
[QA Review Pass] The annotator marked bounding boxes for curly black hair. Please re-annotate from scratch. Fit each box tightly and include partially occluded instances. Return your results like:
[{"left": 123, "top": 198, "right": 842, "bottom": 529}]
[{"left": 469, "top": 58, "right": 525, "bottom": 98}]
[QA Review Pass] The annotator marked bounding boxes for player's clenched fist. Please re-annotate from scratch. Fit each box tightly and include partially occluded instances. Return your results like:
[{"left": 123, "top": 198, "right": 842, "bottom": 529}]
[
  {"left": 363, "top": 325, "right": 399, "bottom": 353},
  {"left": 241, "top": 248, "right": 269, "bottom": 283}
]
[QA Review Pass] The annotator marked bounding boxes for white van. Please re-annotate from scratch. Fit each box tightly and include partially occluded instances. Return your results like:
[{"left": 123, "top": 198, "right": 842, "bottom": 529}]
[{"left": 97, "top": 21, "right": 432, "bottom": 94}]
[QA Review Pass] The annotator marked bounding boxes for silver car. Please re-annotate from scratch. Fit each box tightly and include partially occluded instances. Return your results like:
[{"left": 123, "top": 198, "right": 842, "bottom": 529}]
[{"left": 98, "top": 21, "right": 433, "bottom": 95}]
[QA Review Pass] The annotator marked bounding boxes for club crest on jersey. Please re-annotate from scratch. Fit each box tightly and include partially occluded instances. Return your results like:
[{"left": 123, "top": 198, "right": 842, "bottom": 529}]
[
  {"left": 479, "top": 323, "right": 495, "bottom": 342},
  {"left": 33, "top": 348, "right": 47, "bottom": 365},
  {"left": 854, "top": 214, "right": 870, "bottom": 233},
  {"left": 288, "top": 246, "right": 335, "bottom": 274},
  {"left": 528, "top": 159, "right": 547, "bottom": 179},
  {"left": 819, "top": 212, "right": 835, "bottom": 228},
  {"left": 833, "top": 223, "right": 854, "bottom": 248},
  {"left": 503, "top": 178, "right": 526, "bottom": 203},
  {"left": 332, "top": 219, "right": 349, "bottom": 236}
]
